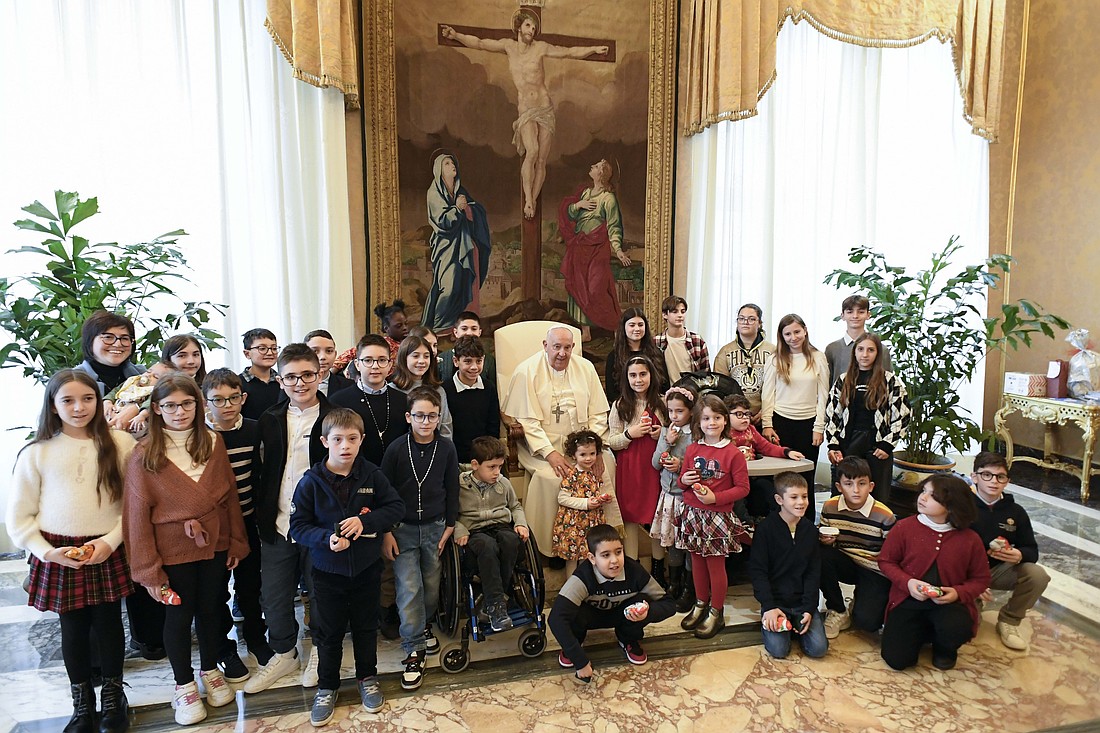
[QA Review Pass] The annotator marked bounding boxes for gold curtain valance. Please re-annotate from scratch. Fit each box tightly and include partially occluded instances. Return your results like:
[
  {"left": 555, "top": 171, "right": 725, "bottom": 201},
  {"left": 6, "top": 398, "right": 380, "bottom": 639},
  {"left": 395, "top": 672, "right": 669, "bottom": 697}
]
[
  {"left": 682, "top": 0, "right": 1005, "bottom": 141},
  {"left": 265, "top": 0, "right": 360, "bottom": 109}
]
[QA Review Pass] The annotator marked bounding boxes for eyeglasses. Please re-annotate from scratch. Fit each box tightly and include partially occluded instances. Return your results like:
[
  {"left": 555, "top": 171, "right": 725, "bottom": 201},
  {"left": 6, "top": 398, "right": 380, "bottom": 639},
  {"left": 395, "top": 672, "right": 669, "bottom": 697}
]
[
  {"left": 279, "top": 371, "right": 320, "bottom": 385},
  {"left": 976, "top": 471, "right": 1010, "bottom": 484},
  {"left": 736, "top": 317, "right": 759, "bottom": 324},
  {"left": 730, "top": 411, "right": 753, "bottom": 419},
  {"left": 356, "top": 357, "right": 391, "bottom": 367},
  {"left": 98, "top": 333, "right": 134, "bottom": 346},
  {"left": 159, "top": 399, "right": 197, "bottom": 414},
  {"left": 208, "top": 394, "right": 244, "bottom": 408},
  {"left": 409, "top": 412, "right": 440, "bottom": 423},
  {"left": 249, "top": 345, "right": 279, "bottom": 355}
]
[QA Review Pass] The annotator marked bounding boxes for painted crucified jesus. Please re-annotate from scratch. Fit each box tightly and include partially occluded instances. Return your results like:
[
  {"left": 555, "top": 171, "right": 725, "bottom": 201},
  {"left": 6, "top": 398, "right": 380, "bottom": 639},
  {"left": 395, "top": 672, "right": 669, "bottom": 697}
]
[{"left": 441, "top": 10, "right": 609, "bottom": 220}]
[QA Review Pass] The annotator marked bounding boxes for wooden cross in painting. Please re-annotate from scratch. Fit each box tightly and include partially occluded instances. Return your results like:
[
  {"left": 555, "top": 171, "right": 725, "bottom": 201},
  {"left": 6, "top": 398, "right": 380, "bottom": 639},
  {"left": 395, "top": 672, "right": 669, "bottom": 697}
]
[{"left": 439, "top": 5, "right": 614, "bottom": 302}]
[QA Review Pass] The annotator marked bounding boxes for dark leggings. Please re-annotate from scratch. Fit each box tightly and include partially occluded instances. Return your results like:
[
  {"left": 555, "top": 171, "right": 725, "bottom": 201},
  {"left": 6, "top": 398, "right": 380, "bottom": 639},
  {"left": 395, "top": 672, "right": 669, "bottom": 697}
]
[
  {"left": 60, "top": 601, "right": 125, "bottom": 684},
  {"left": 164, "top": 553, "right": 228, "bottom": 685},
  {"left": 772, "top": 413, "right": 820, "bottom": 521}
]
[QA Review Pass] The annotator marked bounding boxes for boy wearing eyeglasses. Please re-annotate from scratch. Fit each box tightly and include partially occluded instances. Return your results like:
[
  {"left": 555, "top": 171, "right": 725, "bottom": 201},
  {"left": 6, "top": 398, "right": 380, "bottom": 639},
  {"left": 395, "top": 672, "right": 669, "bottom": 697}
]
[
  {"left": 726, "top": 394, "right": 805, "bottom": 519},
  {"left": 202, "top": 368, "right": 273, "bottom": 680},
  {"left": 381, "top": 387, "right": 460, "bottom": 692},
  {"left": 969, "top": 451, "right": 1048, "bottom": 653},
  {"left": 240, "top": 327, "right": 284, "bottom": 420},
  {"left": 330, "top": 333, "right": 411, "bottom": 466},
  {"left": 246, "top": 343, "right": 333, "bottom": 694}
]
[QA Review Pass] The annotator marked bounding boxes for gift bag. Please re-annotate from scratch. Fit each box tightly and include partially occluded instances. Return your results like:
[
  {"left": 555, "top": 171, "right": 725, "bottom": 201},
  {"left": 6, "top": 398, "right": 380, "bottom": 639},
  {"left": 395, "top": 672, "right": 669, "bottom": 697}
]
[{"left": 1066, "top": 329, "right": 1100, "bottom": 399}]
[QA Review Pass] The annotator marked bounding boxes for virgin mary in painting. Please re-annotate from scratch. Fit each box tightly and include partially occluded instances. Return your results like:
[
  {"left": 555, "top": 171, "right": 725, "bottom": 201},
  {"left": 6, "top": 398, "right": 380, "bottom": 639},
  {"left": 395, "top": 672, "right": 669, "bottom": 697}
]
[{"left": 423, "top": 153, "right": 492, "bottom": 330}]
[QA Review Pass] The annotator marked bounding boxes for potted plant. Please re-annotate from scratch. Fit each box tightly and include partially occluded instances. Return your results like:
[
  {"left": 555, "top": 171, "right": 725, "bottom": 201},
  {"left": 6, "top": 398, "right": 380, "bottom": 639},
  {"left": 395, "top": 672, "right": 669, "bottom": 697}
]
[
  {"left": 0, "top": 191, "right": 226, "bottom": 384},
  {"left": 824, "top": 236, "right": 1070, "bottom": 484}
]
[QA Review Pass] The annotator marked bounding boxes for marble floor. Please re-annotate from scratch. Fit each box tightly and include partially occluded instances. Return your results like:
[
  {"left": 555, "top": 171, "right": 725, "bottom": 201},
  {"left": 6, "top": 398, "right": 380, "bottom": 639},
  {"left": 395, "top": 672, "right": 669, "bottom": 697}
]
[{"left": 3, "top": 469, "right": 1100, "bottom": 732}]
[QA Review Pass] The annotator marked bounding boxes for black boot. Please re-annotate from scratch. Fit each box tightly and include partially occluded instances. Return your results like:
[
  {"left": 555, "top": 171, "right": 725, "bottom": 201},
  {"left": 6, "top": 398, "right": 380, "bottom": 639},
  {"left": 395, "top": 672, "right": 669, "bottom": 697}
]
[
  {"left": 667, "top": 565, "right": 684, "bottom": 600},
  {"left": 99, "top": 677, "right": 130, "bottom": 733},
  {"left": 676, "top": 571, "right": 696, "bottom": 613},
  {"left": 650, "top": 558, "right": 668, "bottom": 590},
  {"left": 63, "top": 681, "right": 96, "bottom": 733}
]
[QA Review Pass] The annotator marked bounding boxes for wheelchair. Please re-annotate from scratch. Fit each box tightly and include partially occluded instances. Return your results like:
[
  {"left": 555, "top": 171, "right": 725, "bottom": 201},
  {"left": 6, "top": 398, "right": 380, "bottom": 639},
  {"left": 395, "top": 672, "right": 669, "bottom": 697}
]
[{"left": 435, "top": 531, "right": 548, "bottom": 673}]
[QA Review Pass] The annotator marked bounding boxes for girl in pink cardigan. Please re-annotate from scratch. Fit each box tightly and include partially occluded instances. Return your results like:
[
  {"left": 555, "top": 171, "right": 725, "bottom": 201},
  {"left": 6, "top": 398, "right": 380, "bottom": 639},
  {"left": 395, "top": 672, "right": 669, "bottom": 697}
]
[
  {"left": 878, "top": 475, "right": 990, "bottom": 671},
  {"left": 123, "top": 374, "right": 248, "bottom": 725}
]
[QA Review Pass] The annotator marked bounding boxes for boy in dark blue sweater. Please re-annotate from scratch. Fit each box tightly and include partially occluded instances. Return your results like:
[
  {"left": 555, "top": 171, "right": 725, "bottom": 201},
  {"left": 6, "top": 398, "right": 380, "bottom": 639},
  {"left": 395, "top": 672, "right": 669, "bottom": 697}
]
[
  {"left": 750, "top": 472, "right": 828, "bottom": 659},
  {"left": 441, "top": 336, "right": 501, "bottom": 463},
  {"left": 290, "top": 409, "right": 404, "bottom": 725}
]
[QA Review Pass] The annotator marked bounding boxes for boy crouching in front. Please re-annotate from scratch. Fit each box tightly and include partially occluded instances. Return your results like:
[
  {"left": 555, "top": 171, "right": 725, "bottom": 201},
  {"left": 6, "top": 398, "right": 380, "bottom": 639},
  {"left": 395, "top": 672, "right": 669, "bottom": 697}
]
[
  {"left": 548, "top": 524, "right": 675, "bottom": 684},
  {"left": 290, "top": 409, "right": 404, "bottom": 726}
]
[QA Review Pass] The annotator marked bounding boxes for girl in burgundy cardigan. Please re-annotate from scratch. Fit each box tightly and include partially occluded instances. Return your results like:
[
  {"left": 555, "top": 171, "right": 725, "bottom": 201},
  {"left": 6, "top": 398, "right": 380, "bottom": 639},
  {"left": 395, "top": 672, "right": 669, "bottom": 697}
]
[
  {"left": 878, "top": 475, "right": 990, "bottom": 671},
  {"left": 123, "top": 375, "right": 248, "bottom": 725}
]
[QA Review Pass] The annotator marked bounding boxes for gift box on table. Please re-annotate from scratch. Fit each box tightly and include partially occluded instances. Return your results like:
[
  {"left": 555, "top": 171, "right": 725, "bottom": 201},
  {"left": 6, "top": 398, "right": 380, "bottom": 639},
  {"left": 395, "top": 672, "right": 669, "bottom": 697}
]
[{"left": 1004, "top": 372, "right": 1047, "bottom": 397}]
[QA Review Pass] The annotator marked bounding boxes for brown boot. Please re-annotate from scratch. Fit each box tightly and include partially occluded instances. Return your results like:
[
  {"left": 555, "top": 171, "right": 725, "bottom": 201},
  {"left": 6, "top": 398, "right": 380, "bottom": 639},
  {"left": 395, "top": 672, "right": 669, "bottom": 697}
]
[
  {"left": 680, "top": 600, "right": 708, "bottom": 630},
  {"left": 694, "top": 605, "right": 725, "bottom": 639}
]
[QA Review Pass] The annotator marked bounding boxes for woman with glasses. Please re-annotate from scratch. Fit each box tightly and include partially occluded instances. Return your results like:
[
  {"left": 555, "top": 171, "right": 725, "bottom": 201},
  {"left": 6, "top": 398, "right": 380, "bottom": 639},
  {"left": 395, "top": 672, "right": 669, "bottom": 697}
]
[
  {"left": 73, "top": 310, "right": 145, "bottom": 397},
  {"left": 714, "top": 304, "right": 775, "bottom": 424},
  {"left": 123, "top": 374, "right": 249, "bottom": 725}
]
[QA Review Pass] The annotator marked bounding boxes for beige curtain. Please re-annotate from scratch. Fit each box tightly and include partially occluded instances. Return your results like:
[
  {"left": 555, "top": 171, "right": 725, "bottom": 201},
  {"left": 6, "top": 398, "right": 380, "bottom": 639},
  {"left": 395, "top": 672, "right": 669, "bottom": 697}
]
[
  {"left": 265, "top": 0, "right": 359, "bottom": 109},
  {"left": 682, "top": 0, "right": 1005, "bottom": 140}
]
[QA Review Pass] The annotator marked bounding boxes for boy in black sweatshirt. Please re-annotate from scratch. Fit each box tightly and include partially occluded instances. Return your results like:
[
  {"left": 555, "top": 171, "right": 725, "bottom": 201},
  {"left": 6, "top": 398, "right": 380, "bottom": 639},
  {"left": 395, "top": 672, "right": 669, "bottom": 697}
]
[
  {"left": 290, "top": 409, "right": 404, "bottom": 724},
  {"left": 750, "top": 472, "right": 828, "bottom": 659},
  {"left": 969, "top": 451, "right": 1048, "bottom": 653},
  {"left": 548, "top": 524, "right": 675, "bottom": 684},
  {"left": 381, "top": 387, "right": 460, "bottom": 692},
  {"left": 441, "top": 336, "right": 501, "bottom": 463}
]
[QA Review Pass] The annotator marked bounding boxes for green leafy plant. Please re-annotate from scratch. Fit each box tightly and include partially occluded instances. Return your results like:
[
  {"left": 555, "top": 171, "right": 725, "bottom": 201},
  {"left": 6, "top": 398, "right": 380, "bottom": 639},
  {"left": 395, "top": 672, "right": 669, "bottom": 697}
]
[
  {"left": 0, "top": 191, "right": 227, "bottom": 384},
  {"left": 825, "top": 236, "right": 1070, "bottom": 465}
]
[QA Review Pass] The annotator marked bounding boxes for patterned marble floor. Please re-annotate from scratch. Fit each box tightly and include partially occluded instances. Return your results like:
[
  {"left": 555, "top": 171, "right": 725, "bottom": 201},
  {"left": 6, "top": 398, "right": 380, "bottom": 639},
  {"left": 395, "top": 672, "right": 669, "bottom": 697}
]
[{"left": 3, "top": 473, "right": 1100, "bottom": 732}]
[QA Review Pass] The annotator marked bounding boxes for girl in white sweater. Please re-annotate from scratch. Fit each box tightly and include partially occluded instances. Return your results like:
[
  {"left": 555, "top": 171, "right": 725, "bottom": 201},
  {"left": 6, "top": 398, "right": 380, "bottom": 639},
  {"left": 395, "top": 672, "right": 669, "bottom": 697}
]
[
  {"left": 761, "top": 314, "right": 829, "bottom": 520},
  {"left": 7, "top": 369, "right": 136, "bottom": 733}
]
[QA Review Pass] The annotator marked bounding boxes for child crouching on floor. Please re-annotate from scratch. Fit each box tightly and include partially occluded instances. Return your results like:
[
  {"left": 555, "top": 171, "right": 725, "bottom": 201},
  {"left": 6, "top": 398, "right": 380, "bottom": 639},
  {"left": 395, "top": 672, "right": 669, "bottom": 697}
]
[{"left": 549, "top": 524, "right": 675, "bottom": 684}]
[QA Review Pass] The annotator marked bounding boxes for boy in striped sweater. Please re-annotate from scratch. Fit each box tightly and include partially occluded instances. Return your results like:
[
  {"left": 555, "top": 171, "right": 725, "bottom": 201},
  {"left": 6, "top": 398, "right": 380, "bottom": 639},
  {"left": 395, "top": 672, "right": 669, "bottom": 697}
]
[
  {"left": 818, "top": 457, "right": 895, "bottom": 638},
  {"left": 204, "top": 369, "right": 274, "bottom": 677}
]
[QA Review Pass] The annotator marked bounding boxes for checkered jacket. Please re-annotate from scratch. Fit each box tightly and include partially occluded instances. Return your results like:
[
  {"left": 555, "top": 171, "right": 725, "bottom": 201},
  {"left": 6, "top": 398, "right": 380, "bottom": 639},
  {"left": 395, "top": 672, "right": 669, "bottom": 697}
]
[
  {"left": 654, "top": 330, "right": 710, "bottom": 373},
  {"left": 824, "top": 371, "right": 910, "bottom": 452}
]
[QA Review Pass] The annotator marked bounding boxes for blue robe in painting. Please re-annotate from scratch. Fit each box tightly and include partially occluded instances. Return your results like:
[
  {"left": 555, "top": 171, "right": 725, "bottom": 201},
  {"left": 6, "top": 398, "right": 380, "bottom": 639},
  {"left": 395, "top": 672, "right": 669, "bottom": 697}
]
[{"left": 422, "top": 155, "right": 491, "bottom": 330}]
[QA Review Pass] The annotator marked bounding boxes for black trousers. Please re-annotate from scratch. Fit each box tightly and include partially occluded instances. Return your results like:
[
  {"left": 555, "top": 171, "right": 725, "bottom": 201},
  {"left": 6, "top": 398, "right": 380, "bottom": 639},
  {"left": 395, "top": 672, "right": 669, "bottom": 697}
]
[
  {"left": 819, "top": 547, "right": 891, "bottom": 631},
  {"left": 164, "top": 553, "right": 229, "bottom": 685},
  {"left": 772, "top": 413, "right": 820, "bottom": 521},
  {"left": 880, "top": 597, "right": 974, "bottom": 670},
  {"left": 218, "top": 519, "right": 270, "bottom": 661},
  {"left": 462, "top": 524, "right": 522, "bottom": 606},
  {"left": 61, "top": 601, "right": 125, "bottom": 684},
  {"left": 549, "top": 602, "right": 675, "bottom": 671},
  {"left": 312, "top": 561, "right": 382, "bottom": 691},
  {"left": 125, "top": 583, "right": 165, "bottom": 647}
]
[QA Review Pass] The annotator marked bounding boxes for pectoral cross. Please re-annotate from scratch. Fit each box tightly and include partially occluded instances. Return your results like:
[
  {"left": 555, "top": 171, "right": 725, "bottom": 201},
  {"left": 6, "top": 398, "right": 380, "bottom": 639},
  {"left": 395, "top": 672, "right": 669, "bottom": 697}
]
[
  {"left": 551, "top": 402, "right": 567, "bottom": 424},
  {"left": 437, "top": 6, "right": 615, "bottom": 302}
]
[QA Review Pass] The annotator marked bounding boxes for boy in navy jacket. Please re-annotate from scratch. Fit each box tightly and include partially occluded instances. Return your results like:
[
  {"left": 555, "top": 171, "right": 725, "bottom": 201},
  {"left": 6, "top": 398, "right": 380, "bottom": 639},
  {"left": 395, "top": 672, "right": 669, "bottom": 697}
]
[{"left": 290, "top": 409, "right": 404, "bottom": 724}]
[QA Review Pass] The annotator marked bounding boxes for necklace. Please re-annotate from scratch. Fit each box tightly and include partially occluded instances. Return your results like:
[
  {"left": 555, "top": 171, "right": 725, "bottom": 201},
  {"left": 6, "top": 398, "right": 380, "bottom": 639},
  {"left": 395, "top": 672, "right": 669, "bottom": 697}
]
[
  {"left": 549, "top": 369, "right": 568, "bottom": 424},
  {"left": 407, "top": 435, "right": 439, "bottom": 518},
  {"left": 361, "top": 389, "right": 389, "bottom": 441}
]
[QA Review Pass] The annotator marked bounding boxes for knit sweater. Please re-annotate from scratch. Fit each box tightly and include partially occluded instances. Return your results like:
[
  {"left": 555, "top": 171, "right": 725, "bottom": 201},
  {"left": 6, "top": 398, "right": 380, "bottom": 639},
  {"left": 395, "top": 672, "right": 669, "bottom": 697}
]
[
  {"left": 329, "top": 384, "right": 408, "bottom": 467},
  {"left": 7, "top": 431, "right": 136, "bottom": 560},
  {"left": 818, "top": 495, "right": 896, "bottom": 572},
  {"left": 677, "top": 440, "right": 750, "bottom": 512},
  {"left": 750, "top": 511, "right": 821, "bottom": 616},
  {"left": 454, "top": 471, "right": 527, "bottom": 539},
  {"left": 122, "top": 435, "right": 249, "bottom": 589},
  {"left": 381, "top": 435, "right": 460, "bottom": 526},
  {"left": 878, "top": 516, "right": 991, "bottom": 634},
  {"left": 207, "top": 416, "right": 258, "bottom": 519},
  {"left": 824, "top": 370, "right": 910, "bottom": 453},
  {"left": 761, "top": 352, "right": 829, "bottom": 431},
  {"left": 730, "top": 424, "right": 792, "bottom": 461},
  {"left": 441, "top": 375, "right": 501, "bottom": 464}
]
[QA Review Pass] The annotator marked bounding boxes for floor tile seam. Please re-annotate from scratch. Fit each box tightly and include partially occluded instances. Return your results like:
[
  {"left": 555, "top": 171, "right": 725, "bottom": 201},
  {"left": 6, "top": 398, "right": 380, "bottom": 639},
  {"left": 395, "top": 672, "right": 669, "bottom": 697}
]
[
  {"left": 1010, "top": 485, "right": 1100, "bottom": 519},
  {"left": 1031, "top": 521, "right": 1100, "bottom": 557}
]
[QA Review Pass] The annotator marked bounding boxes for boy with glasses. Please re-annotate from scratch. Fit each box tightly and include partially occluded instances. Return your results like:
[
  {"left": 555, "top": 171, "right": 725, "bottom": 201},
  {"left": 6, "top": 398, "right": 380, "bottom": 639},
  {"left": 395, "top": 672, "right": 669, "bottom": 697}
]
[
  {"left": 245, "top": 344, "right": 332, "bottom": 693},
  {"left": 240, "top": 328, "right": 283, "bottom": 420},
  {"left": 203, "top": 368, "right": 273, "bottom": 682},
  {"left": 726, "top": 394, "right": 805, "bottom": 519},
  {"left": 969, "top": 451, "right": 1049, "bottom": 652},
  {"left": 381, "top": 387, "right": 459, "bottom": 691}
]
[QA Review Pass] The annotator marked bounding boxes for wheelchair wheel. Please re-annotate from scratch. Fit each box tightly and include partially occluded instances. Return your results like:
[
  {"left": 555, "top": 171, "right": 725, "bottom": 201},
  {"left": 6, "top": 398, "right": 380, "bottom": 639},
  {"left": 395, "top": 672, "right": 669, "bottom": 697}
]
[
  {"left": 518, "top": 627, "right": 546, "bottom": 658},
  {"left": 436, "top": 540, "right": 464, "bottom": 637},
  {"left": 440, "top": 643, "right": 470, "bottom": 674}
]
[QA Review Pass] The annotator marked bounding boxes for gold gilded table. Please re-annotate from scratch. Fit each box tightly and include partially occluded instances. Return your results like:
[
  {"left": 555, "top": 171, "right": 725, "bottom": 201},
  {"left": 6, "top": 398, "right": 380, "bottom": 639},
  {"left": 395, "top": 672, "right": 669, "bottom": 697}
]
[{"left": 993, "top": 394, "right": 1100, "bottom": 501}]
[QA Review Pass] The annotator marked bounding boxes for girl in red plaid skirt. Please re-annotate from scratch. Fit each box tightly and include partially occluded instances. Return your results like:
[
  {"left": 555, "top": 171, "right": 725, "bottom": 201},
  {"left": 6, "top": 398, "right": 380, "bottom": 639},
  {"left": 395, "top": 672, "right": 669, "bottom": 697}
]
[{"left": 7, "top": 369, "right": 136, "bottom": 732}]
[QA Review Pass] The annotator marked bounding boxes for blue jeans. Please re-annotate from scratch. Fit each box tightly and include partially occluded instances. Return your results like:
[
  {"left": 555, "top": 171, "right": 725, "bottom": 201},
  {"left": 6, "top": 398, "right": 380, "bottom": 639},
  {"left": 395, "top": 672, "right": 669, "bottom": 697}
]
[
  {"left": 392, "top": 519, "right": 446, "bottom": 656},
  {"left": 761, "top": 609, "right": 829, "bottom": 659}
]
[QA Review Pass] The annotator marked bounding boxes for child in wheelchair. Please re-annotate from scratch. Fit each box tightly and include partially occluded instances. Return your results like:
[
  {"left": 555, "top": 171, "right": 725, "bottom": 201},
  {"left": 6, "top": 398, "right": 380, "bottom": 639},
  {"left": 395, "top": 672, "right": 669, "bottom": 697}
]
[{"left": 454, "top": 437, "right": 530, "bottom": 632}]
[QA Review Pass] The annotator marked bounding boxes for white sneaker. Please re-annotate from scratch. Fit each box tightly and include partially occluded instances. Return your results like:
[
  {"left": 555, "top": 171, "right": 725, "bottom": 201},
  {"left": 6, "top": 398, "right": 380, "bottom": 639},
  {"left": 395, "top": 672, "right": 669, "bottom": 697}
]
[
  {"left": 198, "top": 668, "right": 235, "bottom": 707},
  {"left": 997, "top": 621, "right": 1028, "bottom": 651},
  {"left": 302, "top": 645, "right": 319, "bottom": 687},
  {"left": 173, "top": 681, "right": 208, "bottom": 725},
  {"left": 823, "top": 608, "right": 851, "bottom": 639},
  {"left": 243, "top": 649, "right": 300, "bottom": 694}
]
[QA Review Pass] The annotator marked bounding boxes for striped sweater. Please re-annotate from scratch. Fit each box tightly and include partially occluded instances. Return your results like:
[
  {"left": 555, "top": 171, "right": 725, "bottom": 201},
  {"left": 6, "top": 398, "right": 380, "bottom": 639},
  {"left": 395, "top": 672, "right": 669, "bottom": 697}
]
[
  {"left": 818, "top": 495, "right": 895, "bottom": 572},
  {"left": 208, "top": 416, "right": 258, "bottom": 518}
]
